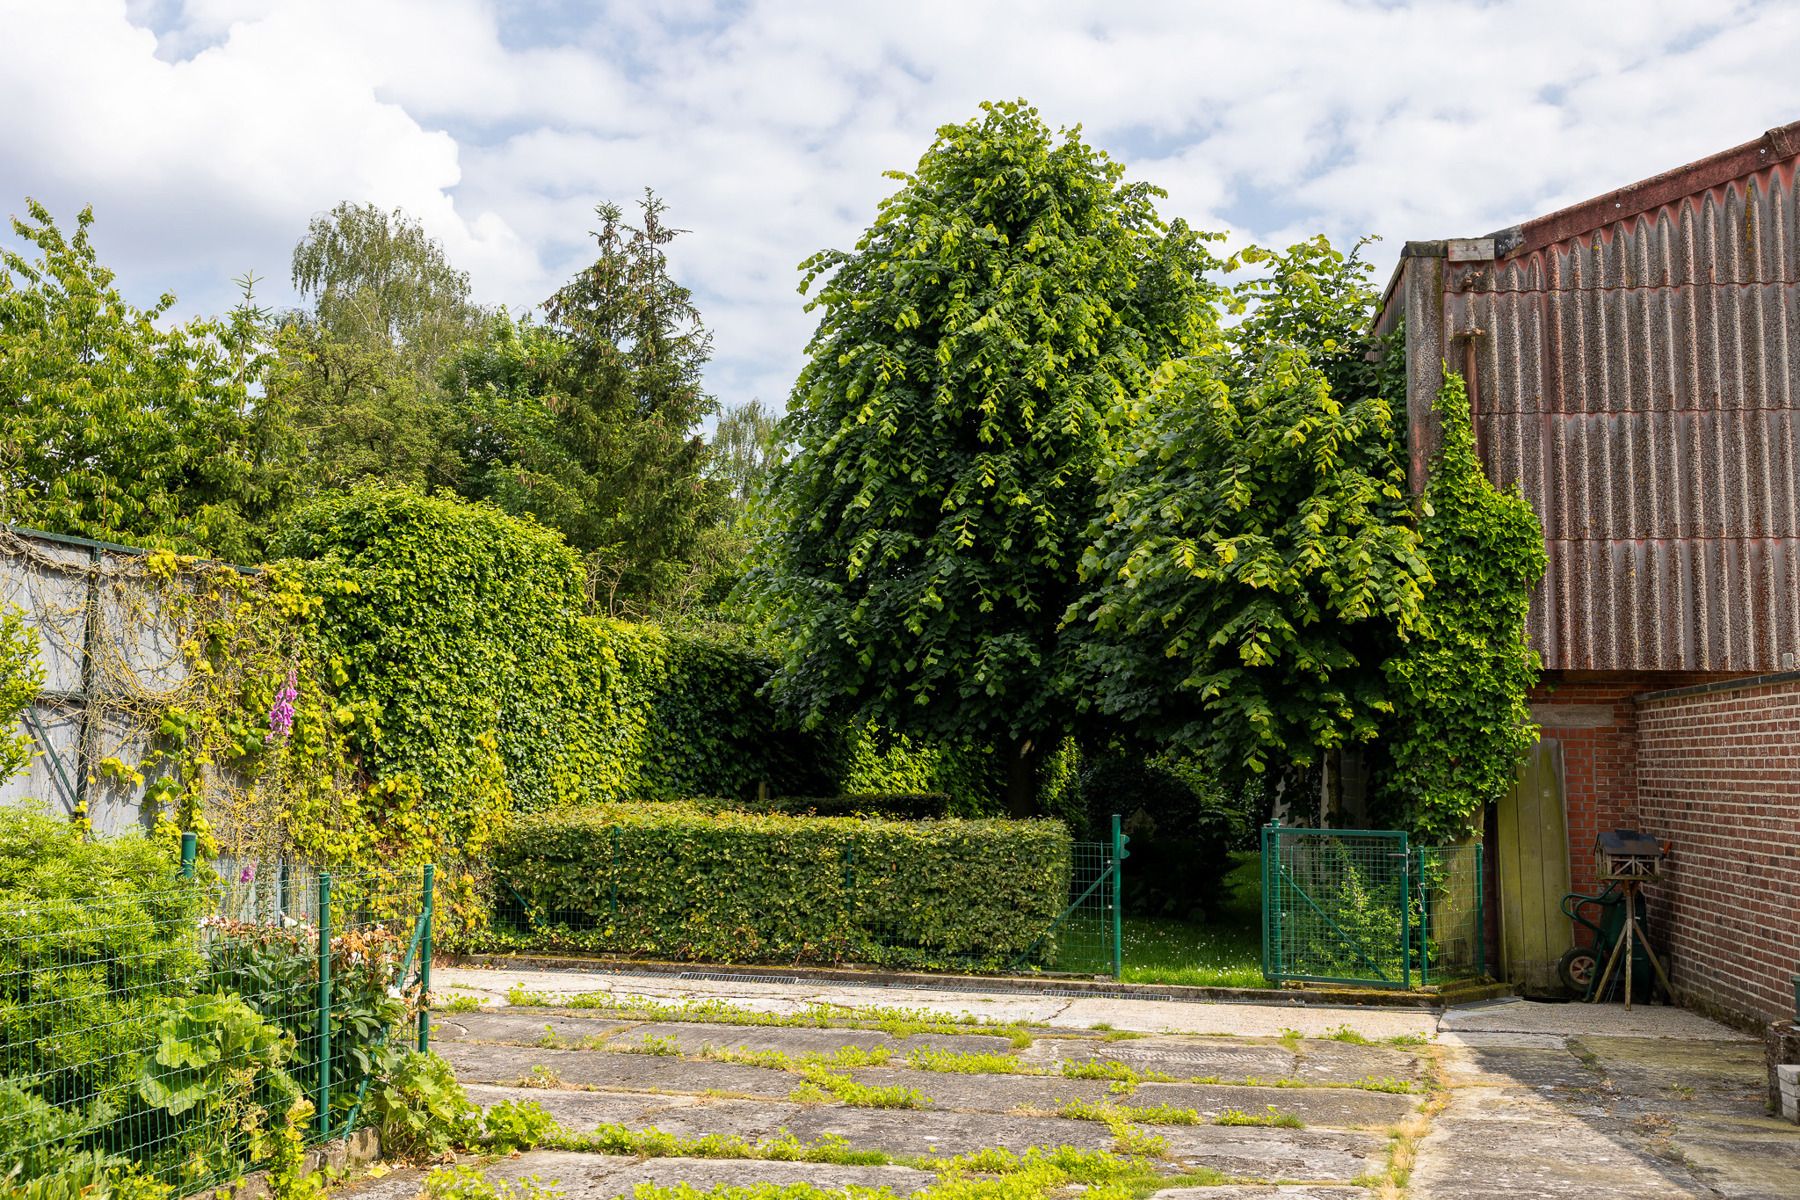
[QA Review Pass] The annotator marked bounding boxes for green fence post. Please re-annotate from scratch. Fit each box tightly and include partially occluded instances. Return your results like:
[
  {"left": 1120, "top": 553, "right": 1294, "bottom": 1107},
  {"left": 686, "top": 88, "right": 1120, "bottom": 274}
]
[
  {"left": 317, "top": 871, "right": 333, "bottom": 1140},
  {"left": 1110, "top": 813, "right": 1126, "bottom": 982},
  {"left": 1475, "top": 843, "right": 1486, "bottom": 978},
  {"left": 1399, "top": 835, "right": 1411, "bottom": 990},
  {"left": 418, "top": 864, "right": 435, "bottom": 1054},
  {"left": 179, "top": 831, "right": 197, "bottom": 879},
  {"left": 1417, "top": 849, "right": 1430, "bottom": 988}
]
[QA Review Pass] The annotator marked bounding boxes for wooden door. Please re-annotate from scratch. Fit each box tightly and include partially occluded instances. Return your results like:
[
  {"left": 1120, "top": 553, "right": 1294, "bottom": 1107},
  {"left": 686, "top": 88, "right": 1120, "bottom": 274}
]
[{"left": 1496, "top": 741, "right": 1571, "bottom": 994}]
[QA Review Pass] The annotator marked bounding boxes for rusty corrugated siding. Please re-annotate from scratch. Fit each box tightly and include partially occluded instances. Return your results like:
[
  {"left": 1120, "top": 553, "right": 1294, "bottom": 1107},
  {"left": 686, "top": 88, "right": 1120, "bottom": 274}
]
[{"left": 1404, "top": 133, "right": 1800, "bottom": 674}]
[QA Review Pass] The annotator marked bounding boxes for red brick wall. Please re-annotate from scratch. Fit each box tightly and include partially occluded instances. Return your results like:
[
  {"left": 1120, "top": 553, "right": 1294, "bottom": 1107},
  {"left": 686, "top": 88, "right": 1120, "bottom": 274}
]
[
  {"left": 1635, "top": 672, "right": 1800, "bottom": 1026},
  {"left": 1530, "top": 672, "right": 1718, "bottom": 904}
]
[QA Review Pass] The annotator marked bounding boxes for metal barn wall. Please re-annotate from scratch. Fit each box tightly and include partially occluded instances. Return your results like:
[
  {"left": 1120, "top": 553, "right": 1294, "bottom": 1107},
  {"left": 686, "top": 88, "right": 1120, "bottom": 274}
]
[
  {"left": 1389, "top": 122, "right": 1800, "bottom": 674},
  {"left": 0, "top": 527, "right": 190, "bottom": 834}
]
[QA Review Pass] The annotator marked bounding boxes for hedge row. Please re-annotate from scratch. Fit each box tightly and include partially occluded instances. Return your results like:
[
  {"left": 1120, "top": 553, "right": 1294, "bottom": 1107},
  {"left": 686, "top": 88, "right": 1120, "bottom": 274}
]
[
  {"left": 278, "top": 487, "right": 1009, "bottom": 859},
  {"left": 698, "top": 793, "right": 955, "bottom": 820},
  {"left": 487, "top": 803, "right": 1072, "bottom": 970}
]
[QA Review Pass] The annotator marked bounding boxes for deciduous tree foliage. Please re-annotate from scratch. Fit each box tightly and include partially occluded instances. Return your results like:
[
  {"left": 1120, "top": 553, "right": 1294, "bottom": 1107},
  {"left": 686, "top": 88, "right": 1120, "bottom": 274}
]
[
  {"left": 1073, "top": 238, "right": 1430, "bottom": 787},
  {"left": 269, "top": 203, "right": 483, "bottom": 493},
  {"left": 750, "top": 100, "right": 1220, "bottom": 813},
  {"left": 0, "top": 201, "right": 292, "bottom": 559}
]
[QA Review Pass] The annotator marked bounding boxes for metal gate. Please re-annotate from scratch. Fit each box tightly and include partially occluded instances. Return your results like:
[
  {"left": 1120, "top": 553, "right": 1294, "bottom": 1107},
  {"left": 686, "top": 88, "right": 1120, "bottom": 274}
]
[
  {"left": 1014, "top": 813, "right": 1129, "bottom": 979},
  {"left": 1262, "top": 823, "right": 1485, "bottom": 989}
]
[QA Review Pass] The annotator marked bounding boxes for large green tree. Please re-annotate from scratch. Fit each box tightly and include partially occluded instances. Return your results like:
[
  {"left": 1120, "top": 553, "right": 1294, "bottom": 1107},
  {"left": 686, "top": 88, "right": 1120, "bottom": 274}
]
[
  {"left": 750, "top": 100, "right": 1220, "bottom": 813},
  {"left": 1072, "top": 237, "right": 1430, "bottom": 792},
  {"left": 444, "top": 194, "right": 724, "bottom": 614},
  {"left": 267, "top": 202, "right": 483, "bottom": 494},
  {"left": 0, "top": 201, "right": 292, "bottom": 558}
]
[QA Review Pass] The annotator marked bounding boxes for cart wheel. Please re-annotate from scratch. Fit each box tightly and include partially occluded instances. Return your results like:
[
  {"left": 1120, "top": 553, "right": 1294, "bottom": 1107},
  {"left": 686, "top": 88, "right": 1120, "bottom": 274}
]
[{"left": 1557, "top": 946, "right": 1600, "bottom": 996}]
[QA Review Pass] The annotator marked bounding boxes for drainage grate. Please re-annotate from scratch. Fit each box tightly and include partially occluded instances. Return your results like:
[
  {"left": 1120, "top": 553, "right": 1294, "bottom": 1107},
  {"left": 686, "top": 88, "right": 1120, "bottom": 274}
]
[{"left": 677, "top": 970, "right": 802, "bottom": 985}]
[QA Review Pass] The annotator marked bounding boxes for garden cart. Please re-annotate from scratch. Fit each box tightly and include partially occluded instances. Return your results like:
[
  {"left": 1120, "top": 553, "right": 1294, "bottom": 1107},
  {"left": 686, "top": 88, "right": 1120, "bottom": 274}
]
[
  {"left": 1557, "top": 883, "right": 1653, "bottom": 1001},
  {"left": 1556, "top": 830, "right": 1676, "bottom": 1007}
]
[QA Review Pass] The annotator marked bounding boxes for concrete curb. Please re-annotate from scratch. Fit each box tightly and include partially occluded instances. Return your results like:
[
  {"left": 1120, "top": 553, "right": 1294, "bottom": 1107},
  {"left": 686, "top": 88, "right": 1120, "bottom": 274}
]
[{"left": 450, "top": 952, "right": 1517, "bottom": 1010}]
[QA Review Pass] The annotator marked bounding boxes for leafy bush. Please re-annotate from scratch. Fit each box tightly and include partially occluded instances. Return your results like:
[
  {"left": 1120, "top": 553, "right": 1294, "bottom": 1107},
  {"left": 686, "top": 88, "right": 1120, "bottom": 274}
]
[
  {"left": 273, "top": 487, "right": 1006, "bottom": 884},
  {"left": 205, "top": 921, "right": 410, "bottom": 1131},
  {"left": 489, "top": 803, "right": 1072, "bottom": 969},
  {"left": 0, "top": 812, "right": 414, "bottom": 1190},
  {"left": 0, "top": 812, "right": 204, "bottom": 1128},
  {"left": 366, "top": 1051, "right": 477, "bottom": 1160}
]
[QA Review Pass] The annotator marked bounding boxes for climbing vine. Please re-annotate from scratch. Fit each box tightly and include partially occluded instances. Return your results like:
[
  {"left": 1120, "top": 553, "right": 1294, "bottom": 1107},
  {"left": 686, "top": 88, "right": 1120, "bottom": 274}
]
[
  {"left": 1376, "top": 368, "right": 1545, "bottom": 841},
  {"left": 0, "top": 604, "right": 41, "bottom": 784}
]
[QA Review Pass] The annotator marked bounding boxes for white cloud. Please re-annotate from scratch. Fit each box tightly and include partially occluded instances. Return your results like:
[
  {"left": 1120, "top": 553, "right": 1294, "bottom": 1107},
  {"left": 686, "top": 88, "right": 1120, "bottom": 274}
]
[{"left": 4, "top": 0, "right": 1798, "bottom": 409}]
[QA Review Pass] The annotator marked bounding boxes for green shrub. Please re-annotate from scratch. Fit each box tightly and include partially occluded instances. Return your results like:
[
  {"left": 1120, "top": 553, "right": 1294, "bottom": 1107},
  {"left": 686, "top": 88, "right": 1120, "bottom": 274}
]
[
  {"left": 489, "top": 803, "right": 1071, "bottom": 969},
  {"left": 366, "top": 1051, "right": 477, "bottom": 1160},
  {"left": 0, "top": 812, "right": 203, "bottom": 1127}
]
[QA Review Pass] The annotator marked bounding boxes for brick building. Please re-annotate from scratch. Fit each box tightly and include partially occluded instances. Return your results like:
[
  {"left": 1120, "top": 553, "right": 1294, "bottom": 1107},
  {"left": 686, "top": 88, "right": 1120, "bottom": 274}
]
[{"left": 1376, "top": 120, "right": 1800, "bottom": 1025}]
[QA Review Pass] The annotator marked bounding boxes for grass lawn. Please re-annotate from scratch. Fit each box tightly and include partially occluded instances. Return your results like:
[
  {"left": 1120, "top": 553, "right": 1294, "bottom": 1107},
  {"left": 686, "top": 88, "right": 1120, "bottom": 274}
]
[{"left": 1117, "top": 851, "right": 1268, "bottom": 989}]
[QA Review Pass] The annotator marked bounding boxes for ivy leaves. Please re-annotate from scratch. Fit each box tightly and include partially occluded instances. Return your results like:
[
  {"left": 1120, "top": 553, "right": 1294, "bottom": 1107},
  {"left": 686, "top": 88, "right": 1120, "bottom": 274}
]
[
  {"left": 0, "top": 606, "right": 41, "bottom": 786},
  {"left": 1376, "top": 370, "right": 1545, "bottom": 841}
]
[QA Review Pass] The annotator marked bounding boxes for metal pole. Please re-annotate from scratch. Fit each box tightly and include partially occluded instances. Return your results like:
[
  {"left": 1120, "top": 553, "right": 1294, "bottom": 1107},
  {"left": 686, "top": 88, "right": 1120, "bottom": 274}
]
[
  {"left": 1400, "top": 834, "right": 1412, "bottom": 990},
  {"left": 1110, "top": 813, "right": 1124, "bottom": 982},
  {"left": 317, "top": 871, "right": 333, "bottom": 1138},
  {"left": 179, "top": 832, "right": 197, "bottom": 879},
  {"left": 1260, "top": 823, "right": 1273, "bottom": 981},
  {"left": 418, "top": 864, "right": 435, "bottom": 1054},
  {"left": 1475, "top": 845, "right": 1486, "bottom": 978},
  {"left": 1418, "top": 849, "right": 1430, "bottom": 988}
]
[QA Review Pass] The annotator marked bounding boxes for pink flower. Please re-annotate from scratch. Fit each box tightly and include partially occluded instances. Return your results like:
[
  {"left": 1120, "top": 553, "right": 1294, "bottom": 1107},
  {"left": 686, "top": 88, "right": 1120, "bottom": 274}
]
[{"left": 265, "top": 669, "right": 298, "bottom": 744}]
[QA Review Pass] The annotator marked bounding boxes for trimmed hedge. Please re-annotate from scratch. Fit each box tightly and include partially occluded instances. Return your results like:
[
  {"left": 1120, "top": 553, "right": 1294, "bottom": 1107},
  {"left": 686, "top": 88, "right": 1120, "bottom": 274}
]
[
  {"left": 488, "top": 803, "right": 1072, "bottom": 969},
  {"left": 703, "top": 793, "right": 955, "bottom": 820}
]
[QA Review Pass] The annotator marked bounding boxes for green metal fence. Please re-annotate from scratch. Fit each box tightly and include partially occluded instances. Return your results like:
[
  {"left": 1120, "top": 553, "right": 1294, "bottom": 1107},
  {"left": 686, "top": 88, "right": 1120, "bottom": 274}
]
[
  {"left": 1013, "top": 814, "right": 1129, "bottom": 980},
  {"left": 1262, "top": 824, "right": 1484, "bottom": 989},
  {"left": 0, "top": 838, "right": 433, "bottom": 1196}
]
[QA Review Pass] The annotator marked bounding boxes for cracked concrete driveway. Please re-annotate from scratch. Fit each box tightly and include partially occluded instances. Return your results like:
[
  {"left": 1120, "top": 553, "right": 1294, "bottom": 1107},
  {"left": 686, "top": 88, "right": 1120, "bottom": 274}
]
[{"left": 335, "top": 965, "right": 1795, "bottom": 1199}]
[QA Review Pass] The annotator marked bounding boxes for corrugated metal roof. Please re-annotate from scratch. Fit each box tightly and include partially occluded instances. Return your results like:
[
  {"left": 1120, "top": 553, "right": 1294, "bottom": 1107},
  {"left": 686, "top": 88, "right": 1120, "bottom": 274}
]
[{"left": 1391, "top": 122, "right": 1800, "bottom": 674}]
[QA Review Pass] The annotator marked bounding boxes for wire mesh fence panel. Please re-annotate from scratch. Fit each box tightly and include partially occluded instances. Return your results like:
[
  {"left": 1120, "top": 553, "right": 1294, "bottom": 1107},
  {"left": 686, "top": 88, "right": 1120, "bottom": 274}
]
[
  {"left": 1022, "top": 839, "right": 1116, "bottom": 976},
  {"left": 1415, "top": 844, "right": 1484, "bottom": 984},
  {"left": 1263, "top": 826, "right": 1412, "bottom": 988},
  {"left": 0, "top": 857, "right": 430, "bottom": 1196}
]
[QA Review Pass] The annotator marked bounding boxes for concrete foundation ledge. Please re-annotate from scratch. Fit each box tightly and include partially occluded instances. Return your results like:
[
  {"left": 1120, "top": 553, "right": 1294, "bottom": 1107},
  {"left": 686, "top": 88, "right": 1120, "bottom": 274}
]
[
  {"left": 222, "top": 1127, "right": 381, "bottom": 1199},
  {"left": 454, "top": 951, "right": 1518, "bottom": 1009}
]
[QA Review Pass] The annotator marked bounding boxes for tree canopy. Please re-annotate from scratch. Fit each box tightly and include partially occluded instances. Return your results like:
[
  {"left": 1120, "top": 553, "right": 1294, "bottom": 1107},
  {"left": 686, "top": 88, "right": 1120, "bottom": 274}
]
[
  {"left": 749, "top": 100, "right": 1222, "bottom": 812},
  {"left": 0, "top": 200, "right": 292, "bottom": 559},
  {"left": 1072, "top": 237, "right": 1428, "bottom": 791}
]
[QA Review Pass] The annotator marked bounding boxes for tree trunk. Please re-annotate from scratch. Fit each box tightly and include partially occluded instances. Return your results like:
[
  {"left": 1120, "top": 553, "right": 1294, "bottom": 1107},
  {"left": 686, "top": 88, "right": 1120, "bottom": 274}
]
[{"left": 1005, "top": 737, "right": 1038, "bottom": 818}]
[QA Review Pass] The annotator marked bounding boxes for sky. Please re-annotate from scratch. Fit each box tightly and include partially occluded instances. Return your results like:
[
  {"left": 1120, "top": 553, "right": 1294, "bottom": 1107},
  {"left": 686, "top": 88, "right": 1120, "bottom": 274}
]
[{"left": 3, "top": 0, "right": 1799, "bottom": 412}]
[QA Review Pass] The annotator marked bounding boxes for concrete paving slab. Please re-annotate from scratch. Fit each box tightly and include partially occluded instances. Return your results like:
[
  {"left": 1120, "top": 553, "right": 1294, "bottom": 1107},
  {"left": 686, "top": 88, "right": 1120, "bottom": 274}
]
[
  {"left": 440, "top": 1042, "right": 797, "bottom": 1098},
  {"left": 340, "top": 1153, "right": 941, "bottom": 1200},
  {"left": 619, "top": 1020, "right": 1020, "bottom": 1059},
  {"left": 1134, "top": 1081, "right": 1416, "bottom": 1129},
  {"left": 1152, "top": 1189, "right": 1367, "bottom": 1199},
  {"left": 1441, "top": 998, "right": 1751, "bottom": 1042},
  {"left": 1018, "top": 1035, "right": 1300, "bottom": 1080},
  {"left": 1286, "top": 1041, "right": 1422, "bottom": 1086},
  {"left": 1410, "top": 1091, "right": 1703, "bottom": 1200},
  {"left": 437, "top": 1010, "right": 632, "bottom": 1045},
  {"left": 1149, "top": 1124, "right": 1383, "bottom": 1181},
  {"left": 1670, "top": 1120, "right": 1800, "bottom": 1199},
  {"left": 1580, "top": 1035, "right": 1769, "bottom": 1104},
  {"left": 845, "top": 1068, "right": 1108, "bottom": 1112},
  {"left": 432, "top": 965, "right": 1439, "bottom": 1040}
]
